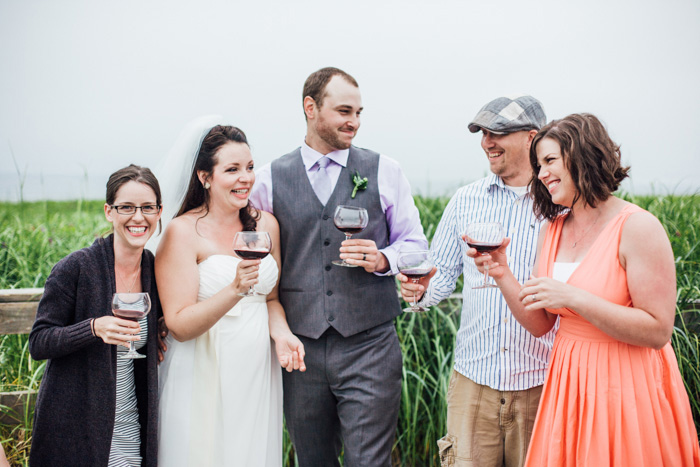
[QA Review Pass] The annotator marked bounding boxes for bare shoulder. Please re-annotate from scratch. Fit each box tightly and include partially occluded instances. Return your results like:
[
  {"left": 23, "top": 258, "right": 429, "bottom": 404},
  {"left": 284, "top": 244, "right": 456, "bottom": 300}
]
[
  {"left": 156, "top": 213, "right": 201, "bottom": 257},
  {"left": 257, "top": 210, "right": 280, "bottom": 232},
  {"left": 619, "top": 206, "right": 671, "bottom": 266},
  {"left": 622, "top": 208, "right": 665, "bottom": 239}
]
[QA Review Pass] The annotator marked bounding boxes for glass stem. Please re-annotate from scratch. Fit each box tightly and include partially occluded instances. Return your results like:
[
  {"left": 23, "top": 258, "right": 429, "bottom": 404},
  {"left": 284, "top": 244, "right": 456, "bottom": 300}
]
[
  {"left": 411, "top": 279, "right": 419, "bottom": 308},
  {"left": 344, "top": 234, "right": 352, "bottom": 264},
  {"left": 483, "top": 262, "right": 491, "bottom": 286}
]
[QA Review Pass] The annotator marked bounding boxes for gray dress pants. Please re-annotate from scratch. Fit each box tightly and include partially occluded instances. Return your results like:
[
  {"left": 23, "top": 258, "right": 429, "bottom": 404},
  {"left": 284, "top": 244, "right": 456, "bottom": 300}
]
[{"left": 283, "top": 321, "right": 403, "bottom": 467}]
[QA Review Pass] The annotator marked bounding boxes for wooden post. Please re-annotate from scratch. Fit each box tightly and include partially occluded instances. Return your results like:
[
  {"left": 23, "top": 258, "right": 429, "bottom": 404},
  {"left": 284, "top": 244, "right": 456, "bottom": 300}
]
[{"left": 0, "top": 288, "right": 42, "bottom": 335}]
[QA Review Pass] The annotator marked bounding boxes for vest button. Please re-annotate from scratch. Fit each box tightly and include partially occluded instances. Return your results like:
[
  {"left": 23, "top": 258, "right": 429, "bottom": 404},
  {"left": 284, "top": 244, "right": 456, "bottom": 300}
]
[
  {"left": 323, "top": 214, "right": 329, "bottom": 220},
  {"left": 326, "top": 290, "right": 333, "bottom": 296},
  {"left": 323, "top": 239, "right": 330, "bottom": 246},
  {"left": 325, "top": 265, "right": 331, "bottom": 271},
  {"left": 328, "top": 315, "right": 335, "bottom": 322}
]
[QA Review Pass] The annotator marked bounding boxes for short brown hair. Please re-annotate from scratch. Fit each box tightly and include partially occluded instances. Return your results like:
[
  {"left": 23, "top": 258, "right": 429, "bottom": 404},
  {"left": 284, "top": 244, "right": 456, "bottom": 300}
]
[
  {"left": 302, "top": 67, "right": 359, "bottom": 111},
  {"left": 529, "top": 113, "right": 630, "bottom": 221}
]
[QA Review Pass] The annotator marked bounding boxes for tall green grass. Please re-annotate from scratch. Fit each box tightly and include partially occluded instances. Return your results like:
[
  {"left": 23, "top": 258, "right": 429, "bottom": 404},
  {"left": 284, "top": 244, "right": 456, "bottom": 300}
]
[{"left": 0, "top": 194, "right": 698, "bottom": 466}]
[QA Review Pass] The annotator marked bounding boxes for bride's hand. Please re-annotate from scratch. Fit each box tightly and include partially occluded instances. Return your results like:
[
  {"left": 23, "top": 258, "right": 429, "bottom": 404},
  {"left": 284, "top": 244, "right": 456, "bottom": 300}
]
[
  {"left": 232, "top": 259, "right": 261, "bottom": 295},
  {"left": 274, "top": 332, "right": 307, "bottom": 373}
]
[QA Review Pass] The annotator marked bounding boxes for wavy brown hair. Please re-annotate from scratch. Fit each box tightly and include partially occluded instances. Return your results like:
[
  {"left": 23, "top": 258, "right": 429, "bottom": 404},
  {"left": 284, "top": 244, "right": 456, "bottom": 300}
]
[
  {"left": 529, "top": 113, "right": 630, "bottom": 221},
  {"left": 176, "top": 125, "right": 260, "bottom": 231}
]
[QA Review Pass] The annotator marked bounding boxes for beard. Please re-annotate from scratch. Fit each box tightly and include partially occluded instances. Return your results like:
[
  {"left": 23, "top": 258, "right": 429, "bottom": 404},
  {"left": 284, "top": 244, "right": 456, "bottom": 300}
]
[{"left": 315, "top": 117, "right": 355, "bottom": 151}]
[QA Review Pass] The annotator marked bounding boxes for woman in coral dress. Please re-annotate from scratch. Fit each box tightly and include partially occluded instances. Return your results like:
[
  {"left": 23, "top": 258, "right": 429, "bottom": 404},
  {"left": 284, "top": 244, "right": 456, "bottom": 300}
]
[{"left": 470, "top": 113, "right": 700, "bottom": 466}]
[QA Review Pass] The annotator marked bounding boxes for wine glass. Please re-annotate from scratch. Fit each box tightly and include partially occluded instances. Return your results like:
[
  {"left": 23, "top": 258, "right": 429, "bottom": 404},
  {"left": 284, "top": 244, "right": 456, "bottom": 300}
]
[
  {"left": 465, "top": 222, "right": 505, "bottom": 289},
  {"left": 397, "top": 250, "right": 433, "bottom": 312},
  {"left": 112, "top": 292, "right": 151, "bottom": 359},
  {"left": 233, "top": 231, "right": 272, "bottom": 297},
  {"left": 332, "top": 205, "right": 369, "bottom": 267}
]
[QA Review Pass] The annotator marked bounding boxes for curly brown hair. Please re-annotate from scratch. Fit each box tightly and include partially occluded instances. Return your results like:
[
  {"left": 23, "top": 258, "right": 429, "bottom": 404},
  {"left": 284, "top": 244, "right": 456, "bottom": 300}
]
[
  {"left": 529, "top": 113, "right": 630, "bottom": 221},
  {"left": 176, "top": 125, "right": 260, "bottom": 231}
]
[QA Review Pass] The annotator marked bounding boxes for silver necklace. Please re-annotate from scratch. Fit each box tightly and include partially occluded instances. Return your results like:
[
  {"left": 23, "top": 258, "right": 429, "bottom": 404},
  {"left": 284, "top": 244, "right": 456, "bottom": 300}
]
[
  {"left": 117, "top": 258, "right": 142, "bottom": 293},
  {"left": 570, "top": 214, "right": 601, "bottom": 248}
]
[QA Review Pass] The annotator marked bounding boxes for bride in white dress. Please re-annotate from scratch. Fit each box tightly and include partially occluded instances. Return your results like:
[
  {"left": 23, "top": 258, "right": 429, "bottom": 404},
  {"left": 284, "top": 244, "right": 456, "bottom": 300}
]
[{"left": 152, "top": 118, "right": 306, "bottom": 466}]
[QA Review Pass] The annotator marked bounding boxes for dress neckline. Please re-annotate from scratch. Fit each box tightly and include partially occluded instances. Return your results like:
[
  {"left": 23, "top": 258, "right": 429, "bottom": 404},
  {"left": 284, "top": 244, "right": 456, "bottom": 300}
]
[
  {"left": 198, "top": 254, "right": 241, "bottom": 266},
  {"left": 554, "top": 203, "right": 636, "bottom": 284}
]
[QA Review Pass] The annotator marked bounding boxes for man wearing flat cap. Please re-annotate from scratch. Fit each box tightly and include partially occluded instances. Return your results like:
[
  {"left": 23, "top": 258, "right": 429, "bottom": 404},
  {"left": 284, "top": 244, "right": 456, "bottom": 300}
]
[{"left": 398, "top": 95, "right": 557, "bottom": 466}]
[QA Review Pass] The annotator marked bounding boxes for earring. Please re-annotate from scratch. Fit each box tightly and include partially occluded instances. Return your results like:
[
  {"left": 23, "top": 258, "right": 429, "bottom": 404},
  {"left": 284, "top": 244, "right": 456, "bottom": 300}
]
[{"left": 203, "top": 182, "right": 211, "bottom": 190}]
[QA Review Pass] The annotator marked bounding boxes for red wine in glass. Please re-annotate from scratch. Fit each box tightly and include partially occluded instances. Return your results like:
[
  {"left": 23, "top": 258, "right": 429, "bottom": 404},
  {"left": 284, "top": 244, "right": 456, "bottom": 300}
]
[
  {"left": 233, "top": 249, "right": 270, "bottom": 260},
  {"left": 233, "top": 231, "right": 272, "bottom": 296},
  {"left": 332, "top": 205, "right": 369, "bottom": 267},
  {"left": 401, "top": 268, "right": 433, "bottom": 281},
  {"left": 465, "top": 222, "right": 505, "bottom": 289},
  {"left": 112, "top": 292, "right": 151, "bottom": 359},
  {"left": 113, "top": 308, "right": 147, "bottom": 321},
  {"left": 336, "top": 226, "right": 364, "bottom": 235},
  {"left": 466, "top": 242, "right": 503, "bottom": 254},
  {"left": 397, "top": 250, "right": 433, "bottom": 312}
]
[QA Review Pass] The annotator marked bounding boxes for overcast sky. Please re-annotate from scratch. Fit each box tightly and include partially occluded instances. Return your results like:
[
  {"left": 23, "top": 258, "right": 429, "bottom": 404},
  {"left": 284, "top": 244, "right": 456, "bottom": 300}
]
[{"left": 1, "top": 0, "right": 699, "bottom": 201}]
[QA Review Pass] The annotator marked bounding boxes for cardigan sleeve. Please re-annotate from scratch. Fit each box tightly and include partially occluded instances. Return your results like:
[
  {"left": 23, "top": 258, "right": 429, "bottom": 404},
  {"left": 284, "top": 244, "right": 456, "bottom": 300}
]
[{"left": 29, "top": 251, "right": 97, "bottom": 360}]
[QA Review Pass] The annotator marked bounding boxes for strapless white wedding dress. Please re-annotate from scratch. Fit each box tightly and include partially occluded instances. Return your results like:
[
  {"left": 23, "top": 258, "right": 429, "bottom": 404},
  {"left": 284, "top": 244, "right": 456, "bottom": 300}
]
[{"left": 158, "top": 255, "right": 283, "bottom": 466}]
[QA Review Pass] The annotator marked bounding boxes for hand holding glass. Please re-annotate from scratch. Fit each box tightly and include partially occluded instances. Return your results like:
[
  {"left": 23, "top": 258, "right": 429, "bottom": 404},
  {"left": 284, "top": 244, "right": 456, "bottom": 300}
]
[
  {"left": 112, "top": 292, "right": 151, "bottom": 359},
  {"left": 233, "top": 231, "right": 271, "bottom": 296},
  {"left": 332, "top": 205, "right": 369, "bottom": 267},
  {"left": 397, "top": 250, "right": 433, "bottom": 312},
  {"left": 465, "top": 222, "right": 505, "bottom": 289}
]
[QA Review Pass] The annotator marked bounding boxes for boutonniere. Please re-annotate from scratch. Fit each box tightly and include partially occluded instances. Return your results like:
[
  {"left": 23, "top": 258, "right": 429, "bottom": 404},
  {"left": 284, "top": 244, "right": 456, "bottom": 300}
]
[{"left": 351, "top": 171, "right": 368, "bottom": 198}]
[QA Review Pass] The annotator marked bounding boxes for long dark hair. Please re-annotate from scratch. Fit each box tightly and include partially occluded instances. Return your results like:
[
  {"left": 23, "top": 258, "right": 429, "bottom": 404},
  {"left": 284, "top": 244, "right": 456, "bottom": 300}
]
[
  {"left": 106, "top": 164, "right": 163, "bottom": 234},
  {"left": 176, "top": 125, "right": 259, "bottom": 231},
  {"left": 529, "top": 113, "right": 630, "bottom": 221}
]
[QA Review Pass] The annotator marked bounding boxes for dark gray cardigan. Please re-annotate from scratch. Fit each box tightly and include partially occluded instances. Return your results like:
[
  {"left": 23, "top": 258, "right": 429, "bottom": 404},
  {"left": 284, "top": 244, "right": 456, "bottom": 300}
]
[{"left": 28, "top": 235, "right": 159, "bottom": 467}]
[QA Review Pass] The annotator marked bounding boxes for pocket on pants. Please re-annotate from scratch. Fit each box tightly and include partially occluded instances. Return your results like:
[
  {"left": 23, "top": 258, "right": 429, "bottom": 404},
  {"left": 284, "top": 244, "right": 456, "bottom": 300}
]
[{"left": 437, "top": 434, "right": 455, "bottom": 467}]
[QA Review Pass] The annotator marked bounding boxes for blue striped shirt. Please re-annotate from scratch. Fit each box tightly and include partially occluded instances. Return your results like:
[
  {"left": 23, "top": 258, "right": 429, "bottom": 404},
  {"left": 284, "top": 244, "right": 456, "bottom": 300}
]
[{"left": 422, "top": 174, "right": 557, "bottom": 391}]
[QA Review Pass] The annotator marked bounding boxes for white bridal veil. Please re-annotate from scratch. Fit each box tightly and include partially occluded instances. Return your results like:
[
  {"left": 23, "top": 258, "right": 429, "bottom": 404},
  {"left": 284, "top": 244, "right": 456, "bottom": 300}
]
[{"left": 147, "top": 115, "right": 223, "bottom": 253}]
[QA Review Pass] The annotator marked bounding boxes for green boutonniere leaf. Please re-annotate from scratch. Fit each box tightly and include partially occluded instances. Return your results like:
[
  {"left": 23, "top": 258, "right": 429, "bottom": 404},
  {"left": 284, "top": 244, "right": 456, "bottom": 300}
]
[{"left": 351, "top": 171, "right": 369, "bottom": 198}]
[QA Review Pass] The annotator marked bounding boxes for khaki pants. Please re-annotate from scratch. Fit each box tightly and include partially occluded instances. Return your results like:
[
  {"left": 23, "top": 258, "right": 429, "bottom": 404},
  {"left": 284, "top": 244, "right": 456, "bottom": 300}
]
[{"left": 437, "top": 370, "right": 542, "bottom": 467}]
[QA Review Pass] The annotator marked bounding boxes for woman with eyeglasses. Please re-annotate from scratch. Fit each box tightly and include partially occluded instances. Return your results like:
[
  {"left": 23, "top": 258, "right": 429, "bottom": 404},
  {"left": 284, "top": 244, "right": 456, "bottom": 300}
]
[{"left": 29, "top": 164, "right": 163, "bottom": 467}]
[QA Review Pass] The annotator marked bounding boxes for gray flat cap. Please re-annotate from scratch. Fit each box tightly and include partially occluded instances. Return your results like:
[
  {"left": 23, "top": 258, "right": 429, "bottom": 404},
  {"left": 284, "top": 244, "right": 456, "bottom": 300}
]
[{"left": 468, "top": 95, "right": 546, "bottom": 134}]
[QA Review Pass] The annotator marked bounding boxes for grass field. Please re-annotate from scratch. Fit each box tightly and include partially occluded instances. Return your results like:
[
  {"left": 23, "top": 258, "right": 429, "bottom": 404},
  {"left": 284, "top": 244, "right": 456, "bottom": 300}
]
[{"left": 1, "top": 193, "right": 698, "bottom": 465}]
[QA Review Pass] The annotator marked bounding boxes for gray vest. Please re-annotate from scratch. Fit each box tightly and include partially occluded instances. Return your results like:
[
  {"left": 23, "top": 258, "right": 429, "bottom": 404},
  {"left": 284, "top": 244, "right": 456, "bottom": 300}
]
[{"left": 271, "top": 146, "right": 401, "bottom": 339}]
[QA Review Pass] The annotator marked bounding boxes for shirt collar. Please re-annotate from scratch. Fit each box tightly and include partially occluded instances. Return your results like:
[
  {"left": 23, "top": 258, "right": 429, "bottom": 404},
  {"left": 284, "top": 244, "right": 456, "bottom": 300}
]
[
  {"left": 486, "top": 173, "right": 506, "bottom": 192},
  {"left": 486, "top": 173, "right": 532, "bottom": 198},
  {"left": 300, "top": 140, "right": 349, "bottom": 171}
]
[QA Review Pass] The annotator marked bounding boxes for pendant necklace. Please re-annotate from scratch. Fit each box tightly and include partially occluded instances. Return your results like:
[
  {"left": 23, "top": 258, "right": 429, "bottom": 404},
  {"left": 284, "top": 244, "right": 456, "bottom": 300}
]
[
  {"left": 570, "top": 213, "right": 601, "bottom": 249},
  {"left": 117, "top": 258, "right": 142, "bottom": 293}
]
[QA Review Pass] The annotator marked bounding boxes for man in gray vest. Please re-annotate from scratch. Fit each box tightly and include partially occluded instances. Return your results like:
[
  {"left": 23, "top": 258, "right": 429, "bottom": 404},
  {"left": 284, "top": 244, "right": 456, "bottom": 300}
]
[{"left": 250, "top": 67, "right": 427, "bottom": 466}]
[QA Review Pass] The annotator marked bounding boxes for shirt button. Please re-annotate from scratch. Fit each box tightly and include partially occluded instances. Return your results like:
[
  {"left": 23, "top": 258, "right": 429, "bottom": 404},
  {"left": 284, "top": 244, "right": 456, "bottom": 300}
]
[
  {"left": 500, "top": 347, "right": 507, "bottom": 352},
  {"left": 324, "top": 239, "right": 330, "bottom": 246},
  {"left": 325, "top": 265, "right": 331, "bottom": 271},
  {"left": 323, "top": 214, "right": 329, "bottom": 220},
  {"left": 328, "top": 315, "right": 335, "bottom": 322},
  {"left": 326, "top": 290, "right": 333, "bottom": 296},
  {"left": 501, "top": 398, "right": 506, "bottom": 405},
  {"left": 503, "top": 317, "right": 508, "bottom": 323}
]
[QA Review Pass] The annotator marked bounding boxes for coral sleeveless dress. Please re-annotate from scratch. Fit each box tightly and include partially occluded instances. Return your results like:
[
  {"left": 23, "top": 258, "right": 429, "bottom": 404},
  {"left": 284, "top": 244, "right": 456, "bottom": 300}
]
[{"left": 525, "top": 204, "right": 700, "bottom": 466}]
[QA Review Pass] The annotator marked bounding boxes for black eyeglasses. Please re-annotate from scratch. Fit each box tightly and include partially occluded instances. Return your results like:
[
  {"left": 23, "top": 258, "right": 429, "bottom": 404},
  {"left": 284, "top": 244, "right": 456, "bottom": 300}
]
[{"left": 110, "top": 205, "right": 161, "bottom": 215}]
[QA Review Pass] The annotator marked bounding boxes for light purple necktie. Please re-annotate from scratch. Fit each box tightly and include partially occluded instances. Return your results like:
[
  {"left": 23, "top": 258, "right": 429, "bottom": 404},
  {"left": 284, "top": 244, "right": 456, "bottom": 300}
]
[{"left": 312, "top": 156, "right": 332, "bottom": 205}]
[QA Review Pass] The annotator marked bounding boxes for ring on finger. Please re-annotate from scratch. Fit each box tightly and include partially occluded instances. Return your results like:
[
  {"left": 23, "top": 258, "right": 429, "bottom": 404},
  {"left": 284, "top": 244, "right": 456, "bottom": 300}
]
[
  {"left": 532, "top": 294, "right": 538, "bottom": 302},
  {"left": 362, "top": 253, "right": 366, "bottom": 261}
]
